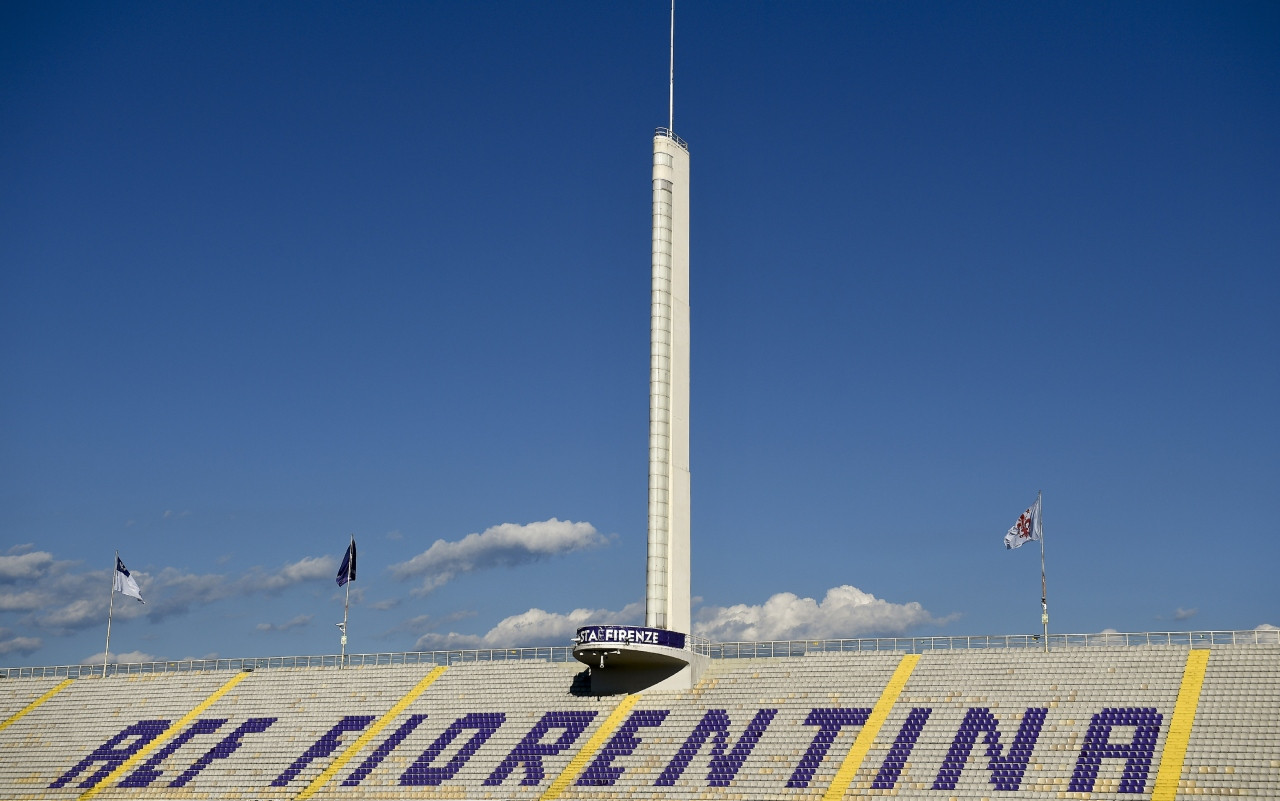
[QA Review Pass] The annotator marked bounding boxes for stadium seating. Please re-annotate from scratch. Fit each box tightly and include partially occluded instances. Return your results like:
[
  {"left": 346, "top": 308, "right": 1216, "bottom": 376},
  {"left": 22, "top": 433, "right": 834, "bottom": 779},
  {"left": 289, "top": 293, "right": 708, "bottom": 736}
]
[
  {"left": 1, "top": 644, "right": 1275, "bottom": 799},
  {"left": 0, "top": 676, "right": 64, "bottom": 720},
  {"left": 1181, "top": 646, "right": 1280, "bottom": 798}
]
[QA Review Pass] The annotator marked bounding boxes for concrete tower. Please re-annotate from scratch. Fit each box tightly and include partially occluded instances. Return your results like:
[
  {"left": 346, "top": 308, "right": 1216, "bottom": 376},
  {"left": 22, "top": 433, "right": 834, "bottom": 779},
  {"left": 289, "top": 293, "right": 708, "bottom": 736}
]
[
  {"left": 647, "top": 129, "right": 691, "bottom": 634},
  {"left": 572, "top": 3, "right": 704, "bottom": 693}
]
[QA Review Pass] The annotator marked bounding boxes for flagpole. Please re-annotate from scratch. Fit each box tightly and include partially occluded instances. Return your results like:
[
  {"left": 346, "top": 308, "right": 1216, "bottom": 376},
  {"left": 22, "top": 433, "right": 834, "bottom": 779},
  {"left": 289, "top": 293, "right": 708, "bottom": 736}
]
[
  {"left": 103, "top": 550, "right": 116, "bottom": 678},
  {"left": 1039, "top": 491, "right": 1048, "bottom": 652},
  {"left": 340, "top": 534, "right": 352, "bottom": 669}
]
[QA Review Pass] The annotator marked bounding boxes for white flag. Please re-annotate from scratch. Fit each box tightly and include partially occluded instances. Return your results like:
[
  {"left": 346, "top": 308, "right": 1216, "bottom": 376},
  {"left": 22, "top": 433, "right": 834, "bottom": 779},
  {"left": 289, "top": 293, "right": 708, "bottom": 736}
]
[
  {"left": 1004, "top": 496, "right": 1042, "bottom": 550},
  {"left": 114, "top": 556, "right": 145, "bottom": 603}
]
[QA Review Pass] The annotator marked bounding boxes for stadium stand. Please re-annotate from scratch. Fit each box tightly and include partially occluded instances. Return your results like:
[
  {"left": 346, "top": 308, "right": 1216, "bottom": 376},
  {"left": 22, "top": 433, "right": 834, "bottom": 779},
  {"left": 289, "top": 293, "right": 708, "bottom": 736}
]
[
  {"left": 0, "top": 677, "right": 66, "bottom": 722},
  {"left": 1181, "top": 646, "right": 1280, "bottom": 798},
  {"left": 1, "top": 639, "right": 1276, "bottom": 800}
]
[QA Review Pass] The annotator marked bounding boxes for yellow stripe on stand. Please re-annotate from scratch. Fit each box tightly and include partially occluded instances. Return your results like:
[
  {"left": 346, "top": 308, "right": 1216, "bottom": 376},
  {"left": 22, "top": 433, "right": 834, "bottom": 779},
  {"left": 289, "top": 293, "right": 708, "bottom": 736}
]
[
  {"left": 1150, "top": 649, "right": 1211, "bottom": 801},
  {"left": 0, "top": 677, "right": 74, "bottom": 732},
  {"left": 79, "top": 670, "right": 251, "bottom": 800},
  {"left": 821, "top": 653, "right": 921, "bottom": 801},
  {"left": 539, "top": 693, "right": 642, "bottom": 801},
  {"left": 294, "top": 665, "right": 448, "bottom": 800}
]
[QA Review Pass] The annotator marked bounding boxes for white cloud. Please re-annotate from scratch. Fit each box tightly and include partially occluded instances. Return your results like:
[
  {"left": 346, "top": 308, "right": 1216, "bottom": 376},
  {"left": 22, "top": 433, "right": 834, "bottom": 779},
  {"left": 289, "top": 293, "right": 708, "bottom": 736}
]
[
  {"left": 6, "top": 543, "right": 35, "bottom": 555},
  {"left": 0, "top": 551, "right": 55, "bottom": 582},
  {"left": 140, "top": 558, "right": 338, "bottom": 619},
  {"left": 6, "top": 552, "right": 343, "bottom": 642},
  {"left": 693, "top": 585, "right": 944, "bottom": 642},
  {"left": 142, "top": 569, "right": 229, "bottom": 621},
  {"left": 336, "top": 586, "right": 365, "bottom": 604},
  {"left": 410, "top": 587, "right": 946, "bottom": 651},
  {"left": 256, "top": 615, "right": 313, "bottom": 632},
  {"left": 82, "top": 649, "right": 158, "bottom": 665},
  {"left": 386, "top": 611, "right": 478, "bottom": 640},
  {"left": 1254, "top": 623, "right": 1279, "bottom": 643},
  {"left": 0, "top": 631, "right": 42, "bottom": 655},
  {"left": 483, "top": 605, "right": 636, "bottom": 645},
  {"left": 0, "top": 545, "right": 364, "bottom": 664},
  {"left": 1173, "top": 607, "right": 1198, "bottom": 621},
  {"left": 1094, "top": 628, "right": 1129, "bottom": 645},
  {"left": 415, "top": 631, "right": 486, "bottom": 650},
  {"left": 17, "top": 569, "right": 120, "bottom": 631},
  {"left": 391, "top": 519, "right": 605, "bottom": 595},
  {"left": 39, "top": 599, "right": 115, "bottom": 630},
  {"left": 0, "top": 591, "right": 44, "bottom": 611},
  {"left": 413, "top": 602, "right": 643, "bottom": 651},
  {"left": 255, "top": 557, "right": 337, "bottom": 593}
]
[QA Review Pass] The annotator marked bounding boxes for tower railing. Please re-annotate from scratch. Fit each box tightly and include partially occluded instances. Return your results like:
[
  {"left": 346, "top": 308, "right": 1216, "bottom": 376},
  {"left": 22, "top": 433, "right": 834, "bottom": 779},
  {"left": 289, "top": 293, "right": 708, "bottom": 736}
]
[
  {"left": 654, "top": 127, "right": 688, "bottom": 151},
  {"left": 3, "top": 629, "right": 1273, "bottom": 678}
]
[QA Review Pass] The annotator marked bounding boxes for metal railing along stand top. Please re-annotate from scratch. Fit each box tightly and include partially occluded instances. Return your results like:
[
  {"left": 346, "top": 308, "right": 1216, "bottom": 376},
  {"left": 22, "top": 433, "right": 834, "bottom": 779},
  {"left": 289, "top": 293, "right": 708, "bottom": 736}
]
[{"left": 2, "top": 629, "right": 1274, "bottom": 679}]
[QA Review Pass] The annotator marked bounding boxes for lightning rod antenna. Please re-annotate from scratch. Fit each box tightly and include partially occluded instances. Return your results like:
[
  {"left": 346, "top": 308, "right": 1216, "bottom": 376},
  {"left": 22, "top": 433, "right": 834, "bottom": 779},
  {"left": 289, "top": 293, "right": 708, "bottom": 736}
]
[{"left": 668, "top": 0, "right": 675, "bottom": 134}]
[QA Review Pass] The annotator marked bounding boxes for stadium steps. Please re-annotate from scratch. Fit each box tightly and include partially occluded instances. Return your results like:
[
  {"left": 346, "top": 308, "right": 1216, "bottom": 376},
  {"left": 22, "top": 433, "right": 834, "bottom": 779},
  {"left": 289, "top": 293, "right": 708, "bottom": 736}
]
[
  {"left": 0, "top": 676, "right": 72, "bottom": 727},
  {"left": 0, "top": 670, "right": 233, "bottom": 798},
  {"left": 1179, "top": 645, "right": 1280, "bottom": 797},
  {"left": 0, "top": 645, "right": 1276, "bottom": 799}
]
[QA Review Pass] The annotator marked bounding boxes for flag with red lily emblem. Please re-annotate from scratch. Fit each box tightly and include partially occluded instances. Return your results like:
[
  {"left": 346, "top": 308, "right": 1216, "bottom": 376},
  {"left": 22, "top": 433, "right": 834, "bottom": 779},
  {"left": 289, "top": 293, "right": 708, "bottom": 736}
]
[{"left": 1004, "top": 495, "right": 1043, "bottom": 550}]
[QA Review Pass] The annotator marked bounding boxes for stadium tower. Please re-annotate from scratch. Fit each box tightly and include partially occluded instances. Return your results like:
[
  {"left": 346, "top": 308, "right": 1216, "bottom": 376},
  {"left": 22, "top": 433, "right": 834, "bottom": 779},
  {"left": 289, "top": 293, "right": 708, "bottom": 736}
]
[
  {"left": 647, "top": 129, "right": 691, "bottom": 636},
  {"left": 573, "top": 4, "right": 705, "bottom": 693}
]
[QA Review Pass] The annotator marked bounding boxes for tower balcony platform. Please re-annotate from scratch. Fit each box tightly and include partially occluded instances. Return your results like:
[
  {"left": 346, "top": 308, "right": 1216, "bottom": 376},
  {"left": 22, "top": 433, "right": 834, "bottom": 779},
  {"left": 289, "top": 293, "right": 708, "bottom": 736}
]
[{"left": 573, "top": 625, "right": 709, "bottom": 694}]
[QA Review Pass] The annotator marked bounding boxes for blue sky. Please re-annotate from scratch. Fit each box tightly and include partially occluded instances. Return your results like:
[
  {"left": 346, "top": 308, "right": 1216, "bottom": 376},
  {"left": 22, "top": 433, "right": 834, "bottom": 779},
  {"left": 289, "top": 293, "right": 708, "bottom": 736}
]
[{"left": 2, "top": 1, "right": 1277, "bottom": 667}]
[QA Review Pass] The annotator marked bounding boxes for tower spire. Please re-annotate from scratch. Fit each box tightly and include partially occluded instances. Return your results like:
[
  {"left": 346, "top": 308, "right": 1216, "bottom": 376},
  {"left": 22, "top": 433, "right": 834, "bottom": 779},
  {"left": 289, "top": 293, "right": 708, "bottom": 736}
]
[{"left": 668, "top": 0, "right": 675, "bottom": 134}]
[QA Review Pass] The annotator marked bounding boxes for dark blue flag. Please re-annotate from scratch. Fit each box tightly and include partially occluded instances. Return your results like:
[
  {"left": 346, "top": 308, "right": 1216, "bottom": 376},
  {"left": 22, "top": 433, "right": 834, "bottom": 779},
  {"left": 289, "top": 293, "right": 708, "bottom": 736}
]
[{"left": 336, "top": 539, "right": 356, "bottom": 586}]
